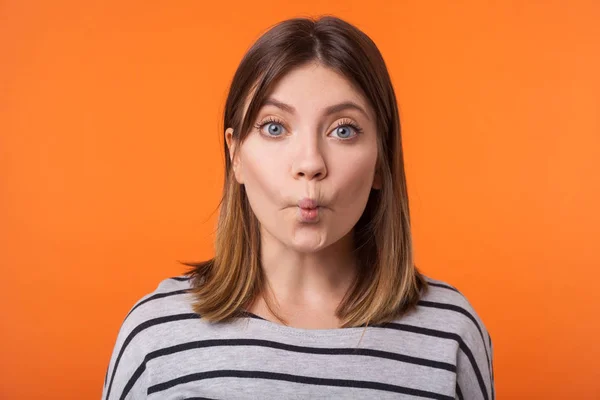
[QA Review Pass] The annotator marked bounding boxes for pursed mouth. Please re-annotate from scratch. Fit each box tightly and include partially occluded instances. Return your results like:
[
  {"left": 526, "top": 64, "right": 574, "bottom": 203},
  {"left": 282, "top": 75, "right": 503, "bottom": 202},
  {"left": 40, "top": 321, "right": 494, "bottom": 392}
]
[
  {"left": 297, "top": 205, "right": 323, "bottom": 211},
  {"left": 297, "top": 205, "right": 320, "bottom": 222},
  {"left": 297, "top": 198, "right": 320, "bottom": 209}
]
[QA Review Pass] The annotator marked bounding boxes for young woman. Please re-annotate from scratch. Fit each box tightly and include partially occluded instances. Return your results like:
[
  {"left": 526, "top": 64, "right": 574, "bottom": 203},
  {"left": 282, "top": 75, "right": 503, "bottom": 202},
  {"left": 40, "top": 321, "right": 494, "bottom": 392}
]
[{"left": 103, "top": 15, "right": 494, "bottom": 400}]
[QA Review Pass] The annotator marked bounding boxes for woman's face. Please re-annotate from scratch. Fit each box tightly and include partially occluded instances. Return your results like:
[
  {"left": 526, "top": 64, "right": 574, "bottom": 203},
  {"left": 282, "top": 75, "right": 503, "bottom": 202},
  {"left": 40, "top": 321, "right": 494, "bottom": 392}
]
[{"left": 226, "top": 62, "right": 380, "bottom": 253}]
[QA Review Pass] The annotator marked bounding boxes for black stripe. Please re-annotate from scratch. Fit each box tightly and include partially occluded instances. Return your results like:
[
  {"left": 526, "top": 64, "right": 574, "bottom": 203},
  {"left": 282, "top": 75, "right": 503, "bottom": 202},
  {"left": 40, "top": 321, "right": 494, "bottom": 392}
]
[
  {"left": 458, "top": 346, "right": 489, "bottom": 400},
  {"left": 115, "top": 314, "right": 489, "bottom": 400},
  {"left": 381, "top": 322, "right": 489, "bottom": 400},
  {"left": 119, "top": 358, "right": 146, "bottom": 400},
  {"left": 121, "top": 338, "right": 456, "bottom": 398},
  {"left": 426, "top": 281, "right": 459, "bottom": 293},
  {"left": 104, "top": 313, "right": 199, "bottom": 400},
  {"left": 239, "top": 310, "right": 267, "bottom": 321},
  {"left": 418, "top": 300, "right": 487, "bottom": 342},
  {"left": 170, "top": 276, "right": 191, "bottom": 281},
  {"left": 488, "top": 332, "right": 496, "bottom": 400},
  {"left": 418, "top": 300, "right": 492, "bottom": 375},
  {"left": 148, "top": 370, "right": 455, "bottom": 400},
  {"left": 110, "top": 303, "right": 490, "bottom": 400},
  {"left": 422, "top": 283, "right": 495, "bottom": 389},
  {"left": 456, "top": 383, "right": 463, "bottom": 400},
  {"left": 112, "top": 286, "right": 194, "bottom": 394},
  {"left": 108, "top": 288, "right": 265, "bottom": 397},
  {"left": 490, "top": 335, "right": 495, "bottom": 400},
  {"left": 184, "top": 398, "right": 219, "bottom": 400},
  {"left": 108, "top": 312, "right": 485, "bottom": 400},
  {"left": 244, "top": 310, "right": 377, "bottom": 328},
  {"left": 165, "top": 339, "right": 455, "bottom": 371},
  {"left": 124, "top": 288, "right": 261, "bottom": 324},
  {"left": 125, "top": 289, "right": 191, "bottom": 321}
]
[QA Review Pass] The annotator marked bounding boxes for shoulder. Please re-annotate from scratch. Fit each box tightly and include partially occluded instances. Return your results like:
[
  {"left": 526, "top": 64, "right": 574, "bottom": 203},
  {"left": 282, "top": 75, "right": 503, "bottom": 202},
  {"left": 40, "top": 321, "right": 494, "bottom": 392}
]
[
  {"left": 109, "top": 273, "right": 196, "bottom": 344},
  {"left": 126, "top": 275, "right": 195, "bottom": 318},
  {"left": 418, "top": 274, "right": 492, "bottom": 347},
  {"left": 416, "top": 275, "right": 495, "bottom": 398},
  {"left": 115, "top": 275, "right": 197, "bottom": 351},
  {"left": 122, "top": 275, "right": 195, "bottom": 323},
  {"left": 102, "top": 275, "right": 197, "bottom": 400}
]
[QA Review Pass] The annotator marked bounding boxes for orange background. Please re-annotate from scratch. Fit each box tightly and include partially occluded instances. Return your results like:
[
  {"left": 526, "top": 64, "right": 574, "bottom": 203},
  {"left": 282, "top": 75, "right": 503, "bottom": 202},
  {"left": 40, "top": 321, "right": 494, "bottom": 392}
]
[{"left": 1, "top": 1, "right": 599, "bottom": 398}]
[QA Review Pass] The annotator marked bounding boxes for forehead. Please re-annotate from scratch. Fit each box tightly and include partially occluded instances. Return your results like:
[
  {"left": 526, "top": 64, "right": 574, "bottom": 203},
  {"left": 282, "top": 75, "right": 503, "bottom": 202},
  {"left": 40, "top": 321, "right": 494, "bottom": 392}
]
[
  {"left": 270, "top": 63, "right": 364, "bottom": 102},
  {"left": 244, "top": 63, "right": 373, "bottom": 119}
]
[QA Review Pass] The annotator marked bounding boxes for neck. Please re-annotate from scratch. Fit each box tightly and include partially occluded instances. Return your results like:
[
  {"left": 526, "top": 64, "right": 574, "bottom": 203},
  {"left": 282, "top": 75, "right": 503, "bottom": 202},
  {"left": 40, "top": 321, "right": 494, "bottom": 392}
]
[{"left": 253, "top": 227, "right": 358, "bottom": 324}]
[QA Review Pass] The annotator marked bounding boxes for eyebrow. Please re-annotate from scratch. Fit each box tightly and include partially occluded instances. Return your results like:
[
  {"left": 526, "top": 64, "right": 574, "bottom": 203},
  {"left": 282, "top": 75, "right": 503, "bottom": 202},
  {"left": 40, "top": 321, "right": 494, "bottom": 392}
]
[{"left": 261, "top": 97, "right": 371, "bottom": 121}]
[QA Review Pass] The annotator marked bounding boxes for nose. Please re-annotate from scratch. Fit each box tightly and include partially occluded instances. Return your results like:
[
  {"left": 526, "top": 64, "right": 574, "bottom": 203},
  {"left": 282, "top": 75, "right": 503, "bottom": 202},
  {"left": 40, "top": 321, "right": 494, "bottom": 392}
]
[{"left": 291, "top": 134, "right": 327, "bottom": 181}]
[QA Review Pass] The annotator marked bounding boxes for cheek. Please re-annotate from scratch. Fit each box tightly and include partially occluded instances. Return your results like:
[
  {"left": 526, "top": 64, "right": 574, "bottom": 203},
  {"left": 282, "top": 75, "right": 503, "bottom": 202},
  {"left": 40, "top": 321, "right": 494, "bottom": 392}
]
[
  {"left": 239, "top": 142, "right": 287, "bottom": 201},
  {"left": 331, "top": 150, "right": 377, "bottom": 210},
  {"left": 338, "top": 149, "right": 377, "bottom": 190}
]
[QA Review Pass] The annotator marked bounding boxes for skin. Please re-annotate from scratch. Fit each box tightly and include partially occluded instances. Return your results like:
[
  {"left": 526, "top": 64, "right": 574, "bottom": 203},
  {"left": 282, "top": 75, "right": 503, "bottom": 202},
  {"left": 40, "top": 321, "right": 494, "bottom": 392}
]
[{"left": 225, "top": 62, "right": 381, "bottom": 329}]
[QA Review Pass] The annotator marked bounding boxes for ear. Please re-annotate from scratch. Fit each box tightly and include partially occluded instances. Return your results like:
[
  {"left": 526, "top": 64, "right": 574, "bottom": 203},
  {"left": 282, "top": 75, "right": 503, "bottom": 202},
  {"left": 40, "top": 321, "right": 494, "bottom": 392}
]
[{"left": 225, "top": 127, "right": 244, "bottom": 184}]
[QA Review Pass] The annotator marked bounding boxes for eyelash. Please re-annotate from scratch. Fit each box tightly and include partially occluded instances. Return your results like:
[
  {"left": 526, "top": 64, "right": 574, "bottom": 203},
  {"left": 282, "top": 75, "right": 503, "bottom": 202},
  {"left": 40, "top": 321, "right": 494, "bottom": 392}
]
[{"left": 253, "top": 117, "right": 364, "bottom": 140}]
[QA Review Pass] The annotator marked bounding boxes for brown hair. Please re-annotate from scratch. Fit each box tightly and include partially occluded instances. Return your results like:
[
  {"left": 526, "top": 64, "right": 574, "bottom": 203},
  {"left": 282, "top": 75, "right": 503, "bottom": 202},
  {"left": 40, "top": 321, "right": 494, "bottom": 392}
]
[{"left": 181, "top": 15, "right": 427, "bottom": 328}]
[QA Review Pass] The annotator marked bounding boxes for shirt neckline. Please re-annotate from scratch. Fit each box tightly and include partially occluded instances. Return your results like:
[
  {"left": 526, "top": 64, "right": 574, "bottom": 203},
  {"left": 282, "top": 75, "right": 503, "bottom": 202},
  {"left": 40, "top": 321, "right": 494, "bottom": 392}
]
[{"left": 239, "top": 310, "right": 372, "bottom": 338}]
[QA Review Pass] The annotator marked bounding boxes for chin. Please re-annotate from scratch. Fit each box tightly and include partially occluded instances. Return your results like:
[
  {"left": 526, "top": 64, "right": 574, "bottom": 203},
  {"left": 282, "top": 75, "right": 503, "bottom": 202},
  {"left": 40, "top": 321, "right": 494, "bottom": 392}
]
[{"left": 287, "top": 233, "right": 330, "bottom": 253}]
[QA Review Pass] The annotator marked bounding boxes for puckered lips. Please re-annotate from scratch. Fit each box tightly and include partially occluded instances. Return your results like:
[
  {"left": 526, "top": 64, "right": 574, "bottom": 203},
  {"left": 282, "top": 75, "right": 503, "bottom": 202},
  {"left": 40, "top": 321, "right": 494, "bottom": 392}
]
[{"left": 297, "top": 198, "right": 320, "bottom": 223}]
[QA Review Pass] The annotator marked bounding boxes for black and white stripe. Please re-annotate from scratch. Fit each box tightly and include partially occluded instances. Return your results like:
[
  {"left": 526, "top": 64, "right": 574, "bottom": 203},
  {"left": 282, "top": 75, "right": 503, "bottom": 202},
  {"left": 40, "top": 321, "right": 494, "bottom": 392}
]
[{"left": 102, "top": 275, "right": 494, "bottom": 400}]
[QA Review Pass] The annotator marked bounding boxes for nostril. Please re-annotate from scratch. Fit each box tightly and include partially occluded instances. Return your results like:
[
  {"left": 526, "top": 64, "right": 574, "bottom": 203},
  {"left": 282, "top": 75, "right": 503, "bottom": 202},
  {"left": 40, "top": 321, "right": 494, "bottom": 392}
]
[{"left": 294, "top": 169, "right": 326, "bottom": 180}]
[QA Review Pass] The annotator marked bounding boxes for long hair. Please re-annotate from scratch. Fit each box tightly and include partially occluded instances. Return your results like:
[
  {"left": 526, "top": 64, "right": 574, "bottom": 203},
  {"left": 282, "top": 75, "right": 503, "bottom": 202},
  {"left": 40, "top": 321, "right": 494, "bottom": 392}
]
[{"left": 181, "top": 15, "right": 428, "bottom": 328}]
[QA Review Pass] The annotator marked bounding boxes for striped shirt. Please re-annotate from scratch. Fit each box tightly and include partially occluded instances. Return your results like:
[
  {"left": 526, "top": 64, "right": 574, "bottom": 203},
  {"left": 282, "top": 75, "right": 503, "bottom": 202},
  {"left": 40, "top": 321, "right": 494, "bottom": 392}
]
[{"left": 102, "top": 275, "right": 494, "bottom": 400}]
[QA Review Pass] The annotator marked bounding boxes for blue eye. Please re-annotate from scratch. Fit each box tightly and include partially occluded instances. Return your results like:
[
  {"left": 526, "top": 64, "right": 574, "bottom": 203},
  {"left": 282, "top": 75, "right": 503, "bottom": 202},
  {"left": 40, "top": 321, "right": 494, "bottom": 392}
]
[
  {"left": 254, "top": 117, "right": 286, "bottom": 137},
  {"left": 333, "top": 125, "right": 354, "bottom": 139},
  {"left": 330, "top": 119, "right": 363, "bottom": 140},
  {"left": 253, "top": 117, "right": 363, "bottom": 140},
  {"left": 266, "top": 122, "right": 284, "bottom": 136}
]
